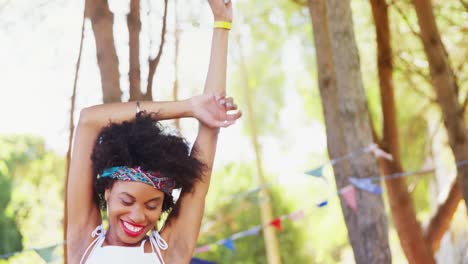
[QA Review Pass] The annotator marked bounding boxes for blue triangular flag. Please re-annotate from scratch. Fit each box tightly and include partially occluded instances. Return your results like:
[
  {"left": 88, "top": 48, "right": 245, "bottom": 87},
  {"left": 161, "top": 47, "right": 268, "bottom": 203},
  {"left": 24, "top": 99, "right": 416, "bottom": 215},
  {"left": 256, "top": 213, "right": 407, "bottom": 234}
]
[
  {"left": 317, "top": 200, "right": 328, "bottom": 207},
  {"left": 222, "top": 239, "right": 235, "bottom": 252},
  {"left": 34, "top": 245, "right": 58, "bottom": 263},
  {"left": 349, "top": 177, "right": 382, "bottom": 195},
  {"left": 305, "top": 165, "right": 324, "bottom": 177},
  {"left": 190, "top": 258, "right": 216, "bottom": 264}
]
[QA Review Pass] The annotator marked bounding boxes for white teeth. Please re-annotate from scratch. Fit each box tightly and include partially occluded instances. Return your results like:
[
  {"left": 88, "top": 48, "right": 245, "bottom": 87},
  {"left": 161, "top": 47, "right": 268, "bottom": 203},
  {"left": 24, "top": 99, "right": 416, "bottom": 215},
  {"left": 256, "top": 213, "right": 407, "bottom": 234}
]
[{"left": 123, "top": 221, "right": 143, "bottom": 232}]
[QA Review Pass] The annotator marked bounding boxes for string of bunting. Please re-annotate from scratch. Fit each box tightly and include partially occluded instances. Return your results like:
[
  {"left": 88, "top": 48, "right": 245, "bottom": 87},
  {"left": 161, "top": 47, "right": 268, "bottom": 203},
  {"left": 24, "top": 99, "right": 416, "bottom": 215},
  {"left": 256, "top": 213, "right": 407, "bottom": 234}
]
[
  {"left": 194, "top": 210, "right": 306, "bottom": 254},
  {"left": 194, "top": 143, "right": 467, "bottom": 255},
  {"left": 193, "top": 144, "right": 385, "bottom": 252},
  {"left": 208, "top": 143, "right": 468, "bottom": 216},
  {"left": 213, "top": 143, "right": 390, "bottom": 206},
  {"left": 0, "top": 242, "right": 63, "bottom": 262}
]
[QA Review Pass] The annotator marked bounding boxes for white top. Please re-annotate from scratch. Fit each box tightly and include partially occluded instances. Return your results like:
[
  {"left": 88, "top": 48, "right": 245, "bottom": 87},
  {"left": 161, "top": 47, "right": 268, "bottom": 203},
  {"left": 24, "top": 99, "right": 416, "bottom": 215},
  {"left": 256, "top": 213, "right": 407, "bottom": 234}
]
[{"left": 80, "top": 225, "right": 168, "bottom": 264}]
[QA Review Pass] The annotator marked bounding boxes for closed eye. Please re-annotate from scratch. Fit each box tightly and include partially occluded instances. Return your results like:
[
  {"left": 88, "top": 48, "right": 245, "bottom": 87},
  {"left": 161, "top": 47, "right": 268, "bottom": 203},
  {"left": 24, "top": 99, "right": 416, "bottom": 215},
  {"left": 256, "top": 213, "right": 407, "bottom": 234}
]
[
  {"left": 121, "top": 200, "right": 133, "bottom": 206},
  {"left": 146, "top": 204, "right": 158, "bottom": 210}
]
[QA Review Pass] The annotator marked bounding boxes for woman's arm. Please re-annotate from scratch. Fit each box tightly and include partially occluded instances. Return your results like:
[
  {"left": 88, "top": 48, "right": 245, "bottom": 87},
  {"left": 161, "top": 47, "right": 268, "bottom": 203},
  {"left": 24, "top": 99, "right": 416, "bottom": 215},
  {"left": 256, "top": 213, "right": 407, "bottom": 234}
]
[
  {"left": 162, "top": 0, "right": 238, "bottom": 262},
  {"left": 66, "top": 98, "right": 227, "bottom": 261},
  {"left": 79, "top": 100, "right": 193, "bottom": 127}
]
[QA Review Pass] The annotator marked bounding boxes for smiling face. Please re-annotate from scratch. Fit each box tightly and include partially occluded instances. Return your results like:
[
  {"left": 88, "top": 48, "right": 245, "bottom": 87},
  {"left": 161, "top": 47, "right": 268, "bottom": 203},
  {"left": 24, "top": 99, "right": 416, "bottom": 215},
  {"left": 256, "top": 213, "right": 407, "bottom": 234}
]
[{"left": 104, "top": 181, "right": 164, "bottom": 246}]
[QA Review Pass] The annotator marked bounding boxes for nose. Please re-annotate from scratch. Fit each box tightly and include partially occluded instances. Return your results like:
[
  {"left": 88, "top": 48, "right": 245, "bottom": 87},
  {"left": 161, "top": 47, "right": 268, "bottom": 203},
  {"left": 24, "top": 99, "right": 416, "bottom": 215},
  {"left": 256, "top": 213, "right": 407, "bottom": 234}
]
[{"left": 129, "top": 205, "right": 145, "bottom": 223}]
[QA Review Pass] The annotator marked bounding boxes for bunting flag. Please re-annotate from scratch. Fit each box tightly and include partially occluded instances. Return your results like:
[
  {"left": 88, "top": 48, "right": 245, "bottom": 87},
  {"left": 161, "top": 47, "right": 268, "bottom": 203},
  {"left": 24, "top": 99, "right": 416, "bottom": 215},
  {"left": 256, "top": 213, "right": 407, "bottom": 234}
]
[
  {"left": 34, "top": 245, "right": 58, "bottom": 263},
  {"left": 304, "top": 143, "right": 390, "bottom": 180},
  {"left": 244, "top": 226, "right": 262, "bottom": 236},
  {"left": 367, "top": 143, "right": 393, "bottom": 161},
  {"left": 223, "top": 184, "right": 269, "bottom": 202},
  {"left": 305, "top": 165, "right": 324, "bottom": 177},
  {"left": 195, "top": 210, "right": 304, "bottom": 254},
  {"left": 349, "top": 177, "right": 383, "bottom": 195},
  {"left": 194, "top": 244, "right": 212, "bottom": 254},
  {"left": 340, "top": 185, "right": 357, "bottom": 212},
  {"left": 270, "top": 218, "right": 282, "bottom": 232},
  {"left": 220, "top": 239, "right": 235, "bottom": 252},
  {"left": 231, "top": 226, "right": 261, "bottom": 240},
  {"left": 316, "top": 200, "right": 328, "bottom": 207},
  {"left": 288, "top": 210, "right": 305, "bottom": 221}
]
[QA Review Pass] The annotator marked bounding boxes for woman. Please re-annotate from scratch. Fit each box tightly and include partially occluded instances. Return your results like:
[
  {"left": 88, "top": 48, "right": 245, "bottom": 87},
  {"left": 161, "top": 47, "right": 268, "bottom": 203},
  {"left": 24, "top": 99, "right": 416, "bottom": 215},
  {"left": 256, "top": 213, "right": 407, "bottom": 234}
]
[{"left": 66, "top": 1, "right": 239, "bottom": 263}]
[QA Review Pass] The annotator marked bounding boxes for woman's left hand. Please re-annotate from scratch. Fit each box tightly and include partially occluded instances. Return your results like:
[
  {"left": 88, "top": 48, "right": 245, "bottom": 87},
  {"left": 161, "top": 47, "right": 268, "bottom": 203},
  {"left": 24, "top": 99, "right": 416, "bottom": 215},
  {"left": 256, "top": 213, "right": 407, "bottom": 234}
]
[
  {"left": 190, "top": 94, "right": 241, "bottom": 128},
  {"left": 208, "top": 0, "right": 233, "bottom": 22}
]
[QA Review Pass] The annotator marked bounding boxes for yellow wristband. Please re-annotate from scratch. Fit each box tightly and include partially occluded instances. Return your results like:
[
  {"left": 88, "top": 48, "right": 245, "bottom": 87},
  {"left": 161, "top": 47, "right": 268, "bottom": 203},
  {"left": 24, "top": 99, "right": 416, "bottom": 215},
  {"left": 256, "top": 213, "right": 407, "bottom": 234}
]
[{"left": 214, "top": 21, "right": 231, "bottom": 30}]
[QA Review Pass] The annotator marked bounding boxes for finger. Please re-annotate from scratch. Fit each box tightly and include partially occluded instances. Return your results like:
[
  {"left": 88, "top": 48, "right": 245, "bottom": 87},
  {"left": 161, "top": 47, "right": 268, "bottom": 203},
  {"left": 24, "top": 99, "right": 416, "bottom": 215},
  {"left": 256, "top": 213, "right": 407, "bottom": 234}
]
[
  {"left": 224, "top": 97, "right": 234, "bottom": 108},
  {"left": 215, "top": 94, "right": 226, "bottom": 102},
  {"left": 226, "top": 103, "right": 238, "bottom": 111},
  {"left": 218, "top": 98, "right": 226, "bottom": 106},
  {"left": 214, "top": 119, "right": 235, "bottom": 128},
  {"left": 226, "top": 110, "right": 242, "bottom": 121},
  {"left": 214, "top": 95, "right": 228, "bottom": 111}
]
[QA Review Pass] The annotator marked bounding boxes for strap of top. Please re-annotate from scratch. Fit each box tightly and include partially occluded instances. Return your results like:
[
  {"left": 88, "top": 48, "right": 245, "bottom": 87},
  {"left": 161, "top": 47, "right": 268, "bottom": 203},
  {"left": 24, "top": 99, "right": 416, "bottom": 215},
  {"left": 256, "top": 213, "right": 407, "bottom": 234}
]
[
  {"left": 79, "top": 225, "right": 168, "bottom": 264},
  {"left": 79, "top": 225, "right": 106, "bottom": 264},
  {"left": 148, "top": 230, "right": 168, "bottom": 264}
]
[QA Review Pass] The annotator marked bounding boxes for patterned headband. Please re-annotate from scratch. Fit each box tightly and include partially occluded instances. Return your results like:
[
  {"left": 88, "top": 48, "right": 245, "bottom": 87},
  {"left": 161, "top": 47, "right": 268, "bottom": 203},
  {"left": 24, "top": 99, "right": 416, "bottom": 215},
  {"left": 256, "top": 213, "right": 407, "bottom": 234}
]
[{"left": 100, "top": 166, "right": 176, "bottom": 195}]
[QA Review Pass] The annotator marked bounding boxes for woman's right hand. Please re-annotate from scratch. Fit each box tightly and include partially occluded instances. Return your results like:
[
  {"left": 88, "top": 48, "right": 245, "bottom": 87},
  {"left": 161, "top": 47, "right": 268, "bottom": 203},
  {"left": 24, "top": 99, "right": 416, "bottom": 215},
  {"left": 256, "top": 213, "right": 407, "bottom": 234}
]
[{"left": 190, "top": 94, "right": 241, "bottom": 128}]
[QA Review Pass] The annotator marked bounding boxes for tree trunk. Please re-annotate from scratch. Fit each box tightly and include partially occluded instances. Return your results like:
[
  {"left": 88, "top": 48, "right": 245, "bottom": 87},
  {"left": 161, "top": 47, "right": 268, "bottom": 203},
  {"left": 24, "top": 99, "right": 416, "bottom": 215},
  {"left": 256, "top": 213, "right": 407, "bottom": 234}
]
[
  {"left": 308, "top": 0, "right": 391, "bottom": 263},
  {"left": 426, "top": 176, "right": 462, "bottom": 252},
  {"left": 412, "top": 0, "right": 468, "bottom": 212},
  {"left": 128, "top": 0, "right": 141, "bottom": 101},
  {"left": 237, "top": 38, "right": 282, "bottom": 264},
  {"left": 146, "top": 0, "right": 168, "bottom": 100},
  {"left": 85, "top": 0, "right": 121, "bottom": 103},
  {"left": 172, "top": 0, "right": 180, "bottom": 130},
  {"left": 370, "top": 0, "right": 435, "bottom": 262}
]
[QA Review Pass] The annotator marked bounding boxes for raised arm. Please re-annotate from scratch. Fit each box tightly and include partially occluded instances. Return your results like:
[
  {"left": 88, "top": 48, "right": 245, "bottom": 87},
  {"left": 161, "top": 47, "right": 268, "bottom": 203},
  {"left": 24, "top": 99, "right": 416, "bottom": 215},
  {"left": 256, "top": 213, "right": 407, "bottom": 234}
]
[
  {"left": 162, "top": 0, "right": 240, "bottom": 262},
  {"left": 66, "top": 99, "right": 217, "bottom": 262}
]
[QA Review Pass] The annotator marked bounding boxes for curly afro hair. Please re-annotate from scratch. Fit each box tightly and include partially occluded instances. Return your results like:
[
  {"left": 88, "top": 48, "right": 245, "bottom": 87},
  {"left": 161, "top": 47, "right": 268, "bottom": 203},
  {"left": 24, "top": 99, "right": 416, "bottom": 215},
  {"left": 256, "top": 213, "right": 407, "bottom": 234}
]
[{"left": 91, "top": 111, "right": 206, "bottom": 218}]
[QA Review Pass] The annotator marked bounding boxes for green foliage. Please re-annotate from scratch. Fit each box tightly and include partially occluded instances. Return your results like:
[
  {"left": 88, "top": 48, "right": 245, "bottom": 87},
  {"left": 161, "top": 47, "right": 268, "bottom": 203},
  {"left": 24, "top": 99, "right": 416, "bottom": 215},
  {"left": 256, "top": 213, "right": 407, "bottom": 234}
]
[
  {"left": 195, "top": 161, "right": 356, "bottom": 263},
  {"left": 0, "top": 135, "right": 64, "bottom": 262},
  {"left": 230, "top": 0, "right": 315, "bottom": 136},
  {"left": 196, "top": 162, "right": 311, "bottom": 263},
  {"left": 0, "top": 139, "right": 25, "bottom": 256}
]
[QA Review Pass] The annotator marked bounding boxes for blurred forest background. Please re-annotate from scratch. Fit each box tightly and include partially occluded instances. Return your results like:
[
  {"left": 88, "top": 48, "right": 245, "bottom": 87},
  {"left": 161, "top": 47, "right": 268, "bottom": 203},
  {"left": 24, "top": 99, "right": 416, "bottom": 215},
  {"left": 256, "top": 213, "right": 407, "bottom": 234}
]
[{"left": 0, "top": 0, "right": 467, "bottom": 263}]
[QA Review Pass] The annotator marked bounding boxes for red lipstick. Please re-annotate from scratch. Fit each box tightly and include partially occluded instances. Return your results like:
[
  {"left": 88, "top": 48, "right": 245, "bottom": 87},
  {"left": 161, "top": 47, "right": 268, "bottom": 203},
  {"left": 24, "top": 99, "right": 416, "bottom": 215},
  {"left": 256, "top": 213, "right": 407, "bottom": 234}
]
[{"left": 120, "top": 220, "right": 145, "bottom": 237}]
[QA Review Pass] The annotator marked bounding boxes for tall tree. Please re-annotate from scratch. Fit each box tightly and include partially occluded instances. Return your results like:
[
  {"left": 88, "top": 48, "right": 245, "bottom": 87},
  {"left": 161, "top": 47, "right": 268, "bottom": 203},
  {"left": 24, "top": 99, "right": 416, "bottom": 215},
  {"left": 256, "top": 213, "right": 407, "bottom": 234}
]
[
  {"left": 128, "top": 0, "right": 141, "bottom": 100},
  {"left": 308, "top": 0, "right": 392, "bottom": 262},
  {"left": 145, "top": 0, "right": 168, "bottom": 100},
  {"left": 411, "top": 0, "right": 468, "bottom": 212},
  {"left": 85, "top": 0, "right": 121, "bottom": 103},
  {"left": 172, "top": 0, "right": 181, "bottom": 130},
  {"left": 236, "top": 37, "right": 282, "bottom": 264},
  {"left": 369, "top": 0, "right": 434, "bottom": 262}
]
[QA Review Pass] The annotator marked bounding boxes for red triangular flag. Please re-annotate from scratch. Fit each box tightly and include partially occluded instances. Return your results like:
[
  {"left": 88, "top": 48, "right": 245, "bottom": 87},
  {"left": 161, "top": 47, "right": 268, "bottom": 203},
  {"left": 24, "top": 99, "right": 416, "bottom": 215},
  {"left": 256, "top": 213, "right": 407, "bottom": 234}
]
[
  {"left": 270, "top": 218, "right": 282, "bottom": 232},
  {"left": 341, "top": 185, "right": 357, "bottom": 212}
]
